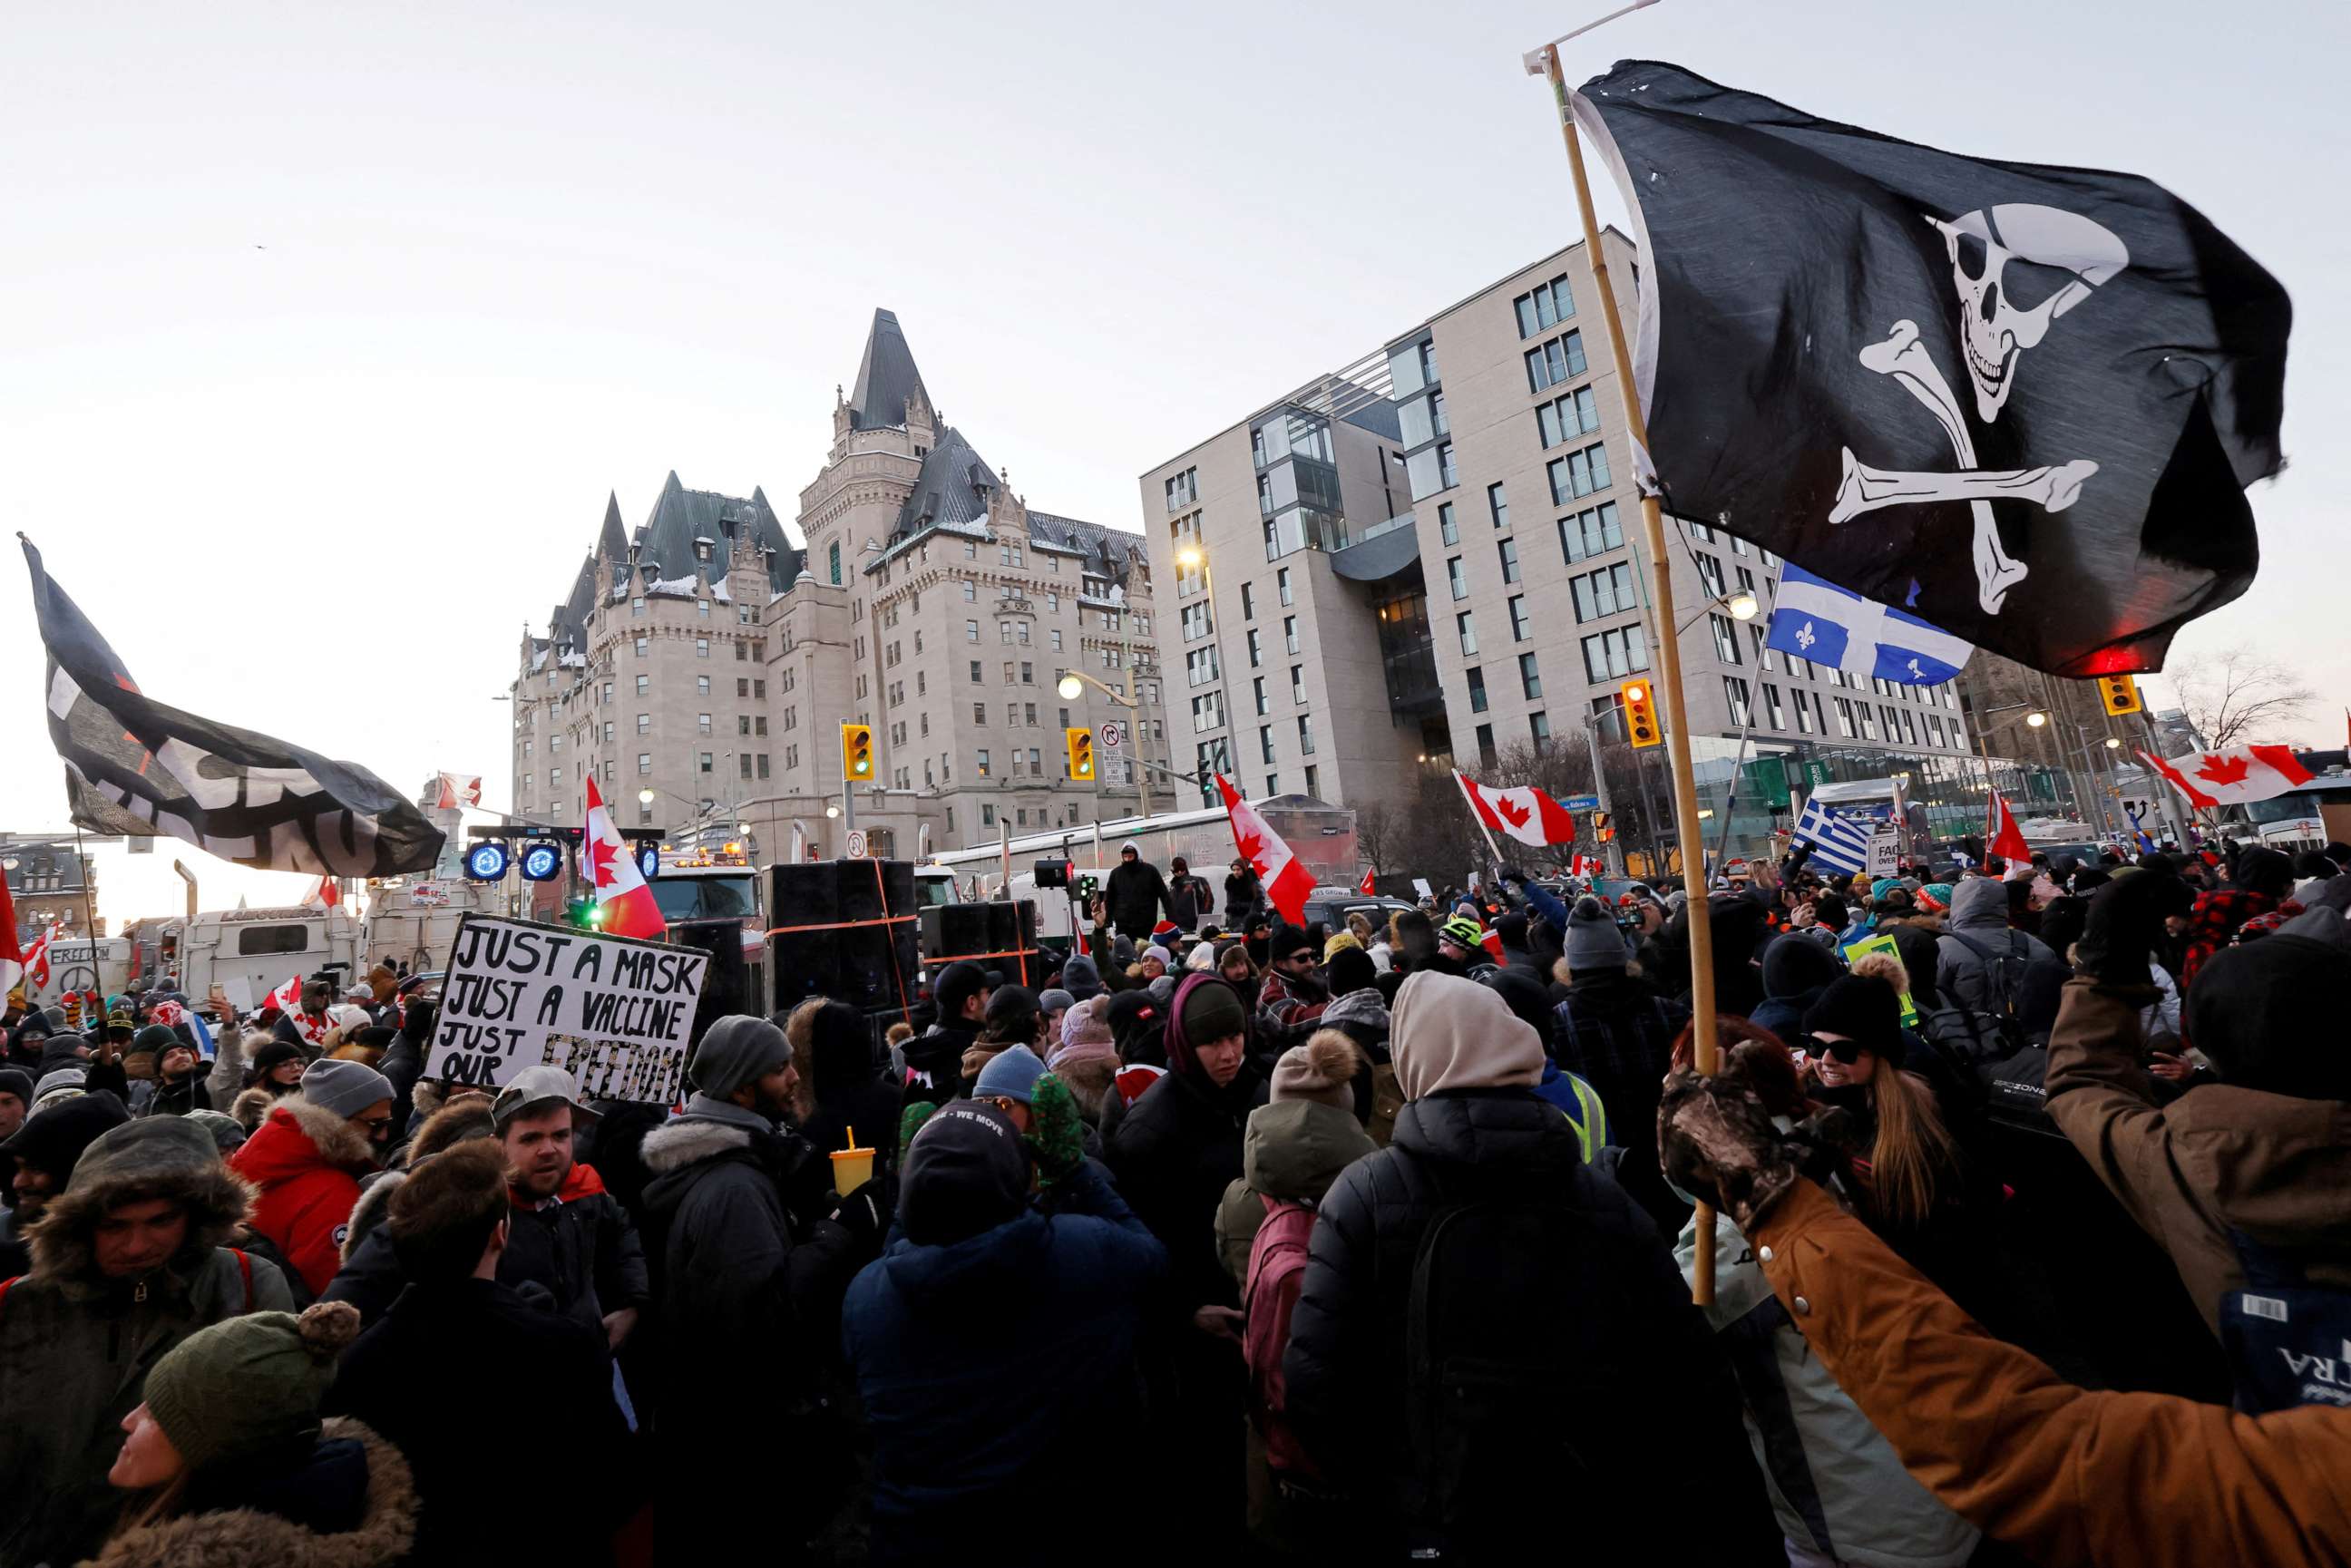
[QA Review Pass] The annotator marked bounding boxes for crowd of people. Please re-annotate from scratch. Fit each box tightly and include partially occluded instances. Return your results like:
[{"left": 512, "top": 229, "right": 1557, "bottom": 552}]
[{"left": 5, "top": 833, "right": 2349, "bottom": 1565}]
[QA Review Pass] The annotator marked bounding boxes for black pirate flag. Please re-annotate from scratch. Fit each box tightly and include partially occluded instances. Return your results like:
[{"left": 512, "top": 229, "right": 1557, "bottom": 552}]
[
  {"left": 1575, "top": 60, "right": 2290, "bottom": 676},
  {"left": 21, "top": 538, "right": 445, "bottom": 876}
]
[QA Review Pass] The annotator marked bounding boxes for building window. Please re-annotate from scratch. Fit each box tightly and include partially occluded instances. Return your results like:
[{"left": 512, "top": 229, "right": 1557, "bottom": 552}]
[
  {"left": 1191, "top": 691, "right": 1224, "bottom": 733},
  {"left": 757, "top": 754, "right": 771, "bottom": 779},
  {"left": 1241, "top": 581, "right": 1256, "bottom": 620},
  {"left": 1297, "top": 715, "right": 1316, "bottom": 755},
  {"left": 699, "top": 752, "right": 714, "bottom": 774},
  {"left": 977, "top": 748, "right": 991, "bottom": 777},
  {"left": 1529, "top": 710, "right": 1552, "bottom": 752},
  {"left": 697, "top": 599, "right": 710, "bottom": 619},
  {"left": 1794, "top": 688, "right": 1815, "bottom": 734},
  {"left": 1724, "top": 677, "right": 1753, "bottom": 726},
  {"left": 1558, "top": 501, "right": 1625, "bottom": 565},
  {"left": 1283, "top": 616, "right": 1300, "bottom": 656},
  {"left": 634, "top": 637, "right": 648, "bottom": 657},
  {"left": 1457, "top": 611, "right": 1478, "bottom": 656},
  {"left": 1711, "top": 613, "right": 1743, "bottom": 665},
  {"left": 1466, "top": 666, "right": 1488, "bottom": 714},
  {"left": 1580, "top": 625, "right": 1651, "bottom": 682},
  {"left": 1475, "top": 723, "right": 1497, "bottom": 771},
  {"left": 637, "top": 753, "right": 651, "bottom": 774},
  {"left": 827, "top": 541, "right": 842, "bottom": 586},
  {"left": 1303, "top": 764, "right": 1319, "bottom": 796},
  {"left": 1513, "top": 272, "right": 1576, "bottom": 336},
  {"left": 1518, "top": 651, "right": 1542, "bottom": 698},
  {"left": 1254, "top": 677, "right": 1269, "bottom": 716},
  {"left": 1696, "top": 552, "right": 1727, "bottom": 600},
  {"left": 1536, "top": 385, "right": 1604, "bottom": 449},
  {"left": 630, "top": 597, "right": 645, "bottom": 618},
  {"left": 1185, "top": 646, "right": 1220, "bottom": 687},
  {"left": 1438, "top": 502, "right": 1458, "bottom": 546},
  {"left": 1524, "top": 329, "right": 1589, "bottom": 394},
  {"left": 1833, "top": 696, "right": 1858, "bottom": 738},
  {"left": 697, "top": 713, "right": 712, "bottom": 735},
  {"left": 1277, "top": 568, "right": 1293, "bottom": 607},
  {"left": 1181, "top": 601, "right": 1213, "bottom": 642},
  {"left": 1762, "top": 683, "right": 1786, "bottom": 730},
  {"left": 1488, "top": 483, "right": 1509, "bottom": 531},
  {"left": 1291, "top": 665, "right": 1306, "bottom": 705},
  {"left": 1164, "top": 467, "right": 1198, "bottom": 513},
  {"left": 1447, "top": 556, "right": 1468, "bottom": 601},
  {"left": 636, "top": 713, "right": 651, "bottom": 735},
  {"left": 1509, "top": 595, "right": 1532, "bottom": 642},
  {"left": 1546, "top": 443, "right": 1614, "bottom": 505},
  {"left": 1245, "top": 628, "right": 1263, "bottom": 667},
  {"left": 1260, "top": 725, "right": 1276, "bottom": 764},
  {"left": 1497, "top": 537, "right": 1520, "bottom": 584},
  {"left": 966, "top": 619, "right": 979, "bottom": 642},
  {"left": 1570, "top": 560, "right": 1638, "bottom": 622}
]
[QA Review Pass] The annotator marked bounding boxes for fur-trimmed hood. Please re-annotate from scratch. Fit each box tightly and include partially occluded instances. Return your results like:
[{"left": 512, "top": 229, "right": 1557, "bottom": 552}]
[
  {"left": 229, "top": 1086, "right": 278, "bottom": 1132},
  {"left": 236, "top": 1096, "right": 376, "bottom": 1185},
  {"left": 639, "top": 1115, "right": 756, "bottom": 1175},
  {"left": 28, "top": 1116, "right": 255, "bottom": 1294},
  {"left": 79, "top": 1417, "right": 417, "bottom": 1568}
]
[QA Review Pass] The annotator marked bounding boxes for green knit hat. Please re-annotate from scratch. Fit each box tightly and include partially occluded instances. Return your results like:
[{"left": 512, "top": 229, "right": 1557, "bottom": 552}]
[{"left": 143, "top": 1300, "right": 362, "bottom": 1472}]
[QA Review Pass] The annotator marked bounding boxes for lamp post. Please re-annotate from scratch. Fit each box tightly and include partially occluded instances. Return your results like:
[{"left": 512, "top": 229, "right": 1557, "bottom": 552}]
[{"left": 1058, "top": 667, "right": 1152, "bottom": 824}]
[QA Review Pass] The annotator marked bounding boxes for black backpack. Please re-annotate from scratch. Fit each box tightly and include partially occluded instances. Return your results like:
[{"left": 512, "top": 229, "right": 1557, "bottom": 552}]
[
  {"left": 1403, "top": 1170, "right": 1635, "bottom": 1554},
  {"left": 1936, "top": 930, "right": 2034, "bottom": 1066}
]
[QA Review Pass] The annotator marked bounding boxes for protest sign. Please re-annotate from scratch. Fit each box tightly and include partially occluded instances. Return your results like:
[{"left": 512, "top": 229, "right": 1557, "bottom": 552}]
[
  {"left": 428, "top": 914, "right": 707, "bottom": 1104},
  {"left": 1840, "top": 932, "right": 1919, "bottom": 1025},
  {"left": 1866, "top": 826, "right": 1900, "bottom": 880}
]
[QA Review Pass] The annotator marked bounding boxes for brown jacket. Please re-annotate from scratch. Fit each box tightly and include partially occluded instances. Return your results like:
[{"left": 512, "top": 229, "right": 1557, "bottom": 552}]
[
  {"left": 2044, "top": 977, "right": 2351, "bottom": 1335},
  {"left": 1753, "top": 1180, "right": 2351, "bottom": 1568}
]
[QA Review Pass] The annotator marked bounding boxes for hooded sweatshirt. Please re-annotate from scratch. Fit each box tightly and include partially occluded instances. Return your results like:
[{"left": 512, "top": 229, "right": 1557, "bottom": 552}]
[
  {"left": 1390, "top": 971, "right": 1546, "bottom": 1100},
  {"left": 1935, "top": 878, "right": 2055, "bottom": 1015},
  {"left": 1752, "top": 930, "right": 1845, "bottom": 1043},
  {"left": 1214, "top": 1094, "right": 1378, "bottom": 1287}
]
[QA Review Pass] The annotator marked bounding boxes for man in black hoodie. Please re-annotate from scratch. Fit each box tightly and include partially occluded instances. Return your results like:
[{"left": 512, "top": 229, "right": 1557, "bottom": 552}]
[{"left": 903, "top": 962, "right": 990, "bottom": 1113}]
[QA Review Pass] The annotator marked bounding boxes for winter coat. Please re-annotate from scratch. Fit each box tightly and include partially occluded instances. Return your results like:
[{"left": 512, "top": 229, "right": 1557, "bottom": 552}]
[
  {"left": 327, "top": 1278, "right": 633, "bottom": 1563},
  {"left": 899, "top": 1021, "right": 976, "bottom": 1113},
  {"left": 636, "top": 1106, "right": 862, "bottom": 1551},
  {"left": 1751, "top": 1176, "right": 2351, "bottom": 1568},
  {"left": 1106, "top": 858, "right": 1173, "bottom": 940},
  {"left": 0, "top": 1122, "right": 297, "bottom": 1567},
  {"left": 1675, "top": 1207, "right": 1979, "bottom": 1568},
  {"left": 1254, "top": 966, "right": 1330, "bottom": 1033},
  {"left": 841, "top": 1159, "right": 1167, "bottom": 1565},
  {"left": 1224, "top": 871, "right": 1264, "bottom": 930},
  {"left": 75, "top": 1417, "right": 417, "bottom": 1568},
  {"left": 1166, "top": 872, "right": 1215, "bottom": 931},
  {"left": 1282, "top": 1087, "right": 1769, "bottom": 1557},
  {"left": 202, "top": 1020, "right": 248, "bottom": 1107},
  {"left": 324, "top": 1161, "right": 649, "bottom": 1335},
  {"left": 141, "top": 1071, "right": 211, "bottom": 1118},
  {"left": 1214, "top": 1098, "right": 1379, "bottom": 1287},
  {"left": 229, "top": 1096, "right": 378, "bottom": 1298},
  {"left": 1934, "top": 878, "right": 2055, "bottom": 1015},
  {"left": 1553, "top": 971, "right": 1690, "bottom": 1231},
  {"left": 373, "top": 1019, "right": 429, "bottom": 1131},
  {"left": 2045, "top": 977, "right": 2351, "bottom": 1337},
  {"left": 1107, "top": 1057, "right": 1267, "bottom": 1314}
]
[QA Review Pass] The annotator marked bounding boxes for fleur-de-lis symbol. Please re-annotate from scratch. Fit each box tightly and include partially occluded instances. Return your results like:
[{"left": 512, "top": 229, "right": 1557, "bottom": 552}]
[{"left": 1795, "top": 621, "right": 1817, "bottom": 651}]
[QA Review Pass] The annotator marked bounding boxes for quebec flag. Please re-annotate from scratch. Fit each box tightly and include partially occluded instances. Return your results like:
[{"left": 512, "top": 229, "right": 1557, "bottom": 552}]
[{"left": 1765, "top": 565, "right": 1972, "bottom": 686}]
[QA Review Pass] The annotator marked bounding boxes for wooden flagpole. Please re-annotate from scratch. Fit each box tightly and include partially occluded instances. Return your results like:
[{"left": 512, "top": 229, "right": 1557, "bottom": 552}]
[{"left": 1541, "top": 44, "right": 1722, "bottom": 1302}]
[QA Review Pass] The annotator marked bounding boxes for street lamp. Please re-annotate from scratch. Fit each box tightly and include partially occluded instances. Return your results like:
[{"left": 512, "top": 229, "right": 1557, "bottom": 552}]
[
  {"left": 1056, "top": 667, "right": 1152, "bottom": 822},
  {"left": 1675, "top": 588, "right": 1764, "bottom": 636},
  {"left": 824, "top": 804, "right": 841, "bottom": 820}
]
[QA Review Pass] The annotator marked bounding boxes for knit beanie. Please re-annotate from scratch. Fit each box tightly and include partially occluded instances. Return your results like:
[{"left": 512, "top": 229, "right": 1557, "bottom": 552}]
[
  {"left": 0, "top": 1067, "right": 31, "bottom": 1106},
  {"left": 1326, "top": 945, "right": 1377, "bottom": 998},
  {"left": 2187, "top": 921, "right": 2351, "bottom": 1102},
  {"left": 297, "top": 1058, "right": 395, "bottom": 1120},
  {"left": 1185, "top": 941, "right": 1219, "bottom": 972},
  {"left": 1271, "top": 1033, "right": 1360, "bottom": 1111},
  {"left": 1059, "top": 954, "right": 1104, "bottom": 1002},
  {"left": 1038, "top": 989, "right": 1076, "bottom": 1018},
  {"left": 1056, "top": 996, "right": 1115, "bottom": 1055},
  {"left": 249, "top": 1038, "right": 307, "bottom": 1081},
  {"left": 688, "top": 1015, "right": 793, "bottom": 1099},
  {"left": 973, "top": 1044, "right": 1049, "bottom": 1105},
  {"left": 1801, "top": 976, "right": 1907, "bottom": 1066},
  {"left": 1176, "top": 974, "right": 1248, "bottom": 1047},
  {"left": 144, "top": 1301, "right": 362, "bottom": 1473},
  {"left": 1563, "top": 897, "right": 1627, "bottom": 971},
  {"left": 1268, "top": 922, "right": 1316, "bottom": 964},
  {"left": 183, "top": 1108, "right": 250, "bottom": 1155},
  {"left": 1143, "top": 945, "right": 1174, "bottom": 969},
  {"left": 899, "top": 1102, "right": 1031, "bottom": 1246}
]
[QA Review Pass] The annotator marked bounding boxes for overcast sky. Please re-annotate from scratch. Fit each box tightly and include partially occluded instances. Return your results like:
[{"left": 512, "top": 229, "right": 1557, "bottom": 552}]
[{"left": 5, "top": 0, "right": 2343, "bottom": 924}]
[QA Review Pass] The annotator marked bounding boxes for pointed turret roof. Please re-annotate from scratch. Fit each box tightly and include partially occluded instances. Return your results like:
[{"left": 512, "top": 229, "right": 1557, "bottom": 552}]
[
  {"left": 596, "top": 492, "right": 629, "bottom": 562},
  {"left": 629, "top": 472, "right": 804, "bottom": 598},
  {"left": 848, "top": 308, "right": 929, "bottom": 432}
]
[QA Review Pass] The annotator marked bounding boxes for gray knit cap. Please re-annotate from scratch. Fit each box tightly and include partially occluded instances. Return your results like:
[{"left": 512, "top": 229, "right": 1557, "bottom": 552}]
[
  {"left": 298, "top": 1057, "right": 395, "bottom": 1120},
  {"left": 688, "top": 1015, "right": 794, "bottom": 1099}
]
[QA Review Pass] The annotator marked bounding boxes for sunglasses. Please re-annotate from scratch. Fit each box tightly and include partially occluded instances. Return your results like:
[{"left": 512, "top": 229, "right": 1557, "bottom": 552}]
[{"left": 1804, "top": 1034, "right": 1866, "bottom": 1065}]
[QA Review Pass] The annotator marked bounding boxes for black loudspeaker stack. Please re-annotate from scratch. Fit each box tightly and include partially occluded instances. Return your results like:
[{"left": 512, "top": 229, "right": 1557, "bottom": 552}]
[
  {"left": 766, "top": 860, "right": 920, "bottom": 1014},
  {"left": 671, "top": 919, "right": 750, "bottom": 1049}
]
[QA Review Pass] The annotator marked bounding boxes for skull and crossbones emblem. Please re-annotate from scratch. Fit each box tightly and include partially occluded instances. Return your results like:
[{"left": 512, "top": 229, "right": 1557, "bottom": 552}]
[{"left": 1829, "top": 203, "right": 2131, "bottom": 613}]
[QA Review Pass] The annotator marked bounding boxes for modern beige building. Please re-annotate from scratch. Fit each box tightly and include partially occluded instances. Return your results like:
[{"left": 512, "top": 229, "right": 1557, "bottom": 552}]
[
  {"left": 512, "top": 310, "right": 1169, "bottom": 862},
  {"left": 1141, "top": 237, "right": 2091, "bottom": 862}
]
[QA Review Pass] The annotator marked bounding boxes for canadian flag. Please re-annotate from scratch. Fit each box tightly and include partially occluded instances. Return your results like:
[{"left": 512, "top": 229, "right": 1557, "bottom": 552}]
[
  {"left": 1217, "top": 774, "right": 1312, "bottom": 926},
  {"left": 1987, "top": 790, "right": 2033, "bottom": 865},
  {"left": 1358, "top": 866, "right": 1377, "bottom": 896},
  {"left": 1455, "top": 771, "right": 1578, "bottom": 847},
  {"left": 1569, "top": 852, "right": 1604, "bottom": 880},
  {"left": 24, "top": 924, "right": 55, "bottom": 991},
  {"left": 582, "top": 779, "right": 665, "bottom": 939},
  {"left": 301, "top": 875, "right": 340, "bottom": 910},
  {"left": 0, "top": 875, "right": 24, "bottom": 997},
  {"left": 267, "top": 972, "right": 328, "bottom": 1041},
  {"left": 2137, "top": 745, "right": 2315, "bottom": 811},
  {"left": 434, "top": 772, "right": 483, "bottom": 810}
]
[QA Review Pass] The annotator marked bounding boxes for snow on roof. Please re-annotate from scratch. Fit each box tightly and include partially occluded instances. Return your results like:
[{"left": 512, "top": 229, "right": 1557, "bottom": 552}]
[
  {"left": 645, "top": 575, "right": 700, "bottom": 598},
  {"left": 709, "top": 578, "right": 732, "bottom": 602}
]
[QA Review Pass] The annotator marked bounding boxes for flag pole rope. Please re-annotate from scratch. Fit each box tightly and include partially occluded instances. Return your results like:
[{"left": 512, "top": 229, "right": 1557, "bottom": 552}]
[{"left": 1544, "top": 43, "right": 1721, "bottom": 1304}]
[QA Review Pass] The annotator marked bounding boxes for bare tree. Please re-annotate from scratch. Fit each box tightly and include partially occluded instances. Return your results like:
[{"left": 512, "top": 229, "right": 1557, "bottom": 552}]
[
  {"left": 2168, "top": 647, "right": 2315, "bottom": 750},
  {"left": 1354, "top": 800, "right": 1400, "bottom": 873}
]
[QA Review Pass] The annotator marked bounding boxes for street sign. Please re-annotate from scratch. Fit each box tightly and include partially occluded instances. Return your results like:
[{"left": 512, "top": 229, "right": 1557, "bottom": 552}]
[
  {"left": 1561, "top": 794, "right": 1600, "bottom": 813},
  {"left": 1096, "top": 719, "right": 1127, "bottom": 751},
  {"left": 845, "top": 829, "right": 868, "bottom": 859}
]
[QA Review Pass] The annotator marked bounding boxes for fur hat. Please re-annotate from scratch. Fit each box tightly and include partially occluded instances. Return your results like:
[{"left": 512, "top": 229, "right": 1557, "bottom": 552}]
[
  {"left": 26, "top": 1114, "right": 252, "bottom": 1290},
  {"left": 1272, "top": 1032, "right": 1361, "bottom": 1111}
]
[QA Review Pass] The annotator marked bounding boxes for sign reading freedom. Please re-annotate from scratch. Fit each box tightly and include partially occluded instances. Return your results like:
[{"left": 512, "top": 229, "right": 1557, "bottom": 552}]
[{"left": 427, "top": 914, "right": 707, "bottom": 1105}]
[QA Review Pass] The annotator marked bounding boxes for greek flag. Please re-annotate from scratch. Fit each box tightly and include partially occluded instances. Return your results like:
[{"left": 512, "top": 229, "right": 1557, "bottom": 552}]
[
  {"left": 1792, "top": 795, "right": 1872, "bottom": 875},
  {"left": 1765, "top": 565, "right": 1972, "bottom": 686}
]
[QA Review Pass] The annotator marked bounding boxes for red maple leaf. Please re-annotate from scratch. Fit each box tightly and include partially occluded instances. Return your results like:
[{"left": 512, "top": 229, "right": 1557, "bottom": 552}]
[
  {"left": 1234, "top": 827, "right": 1270, "bottom": 878},
  {"left": 1494, "top": 794, "right": 1532, "bottom": 830},
  {"left": 585, "top": 834, "right": 621, "bottom": 888},
  {"left": 2194, "top": 754, "right": 2250, "bottom": 785}
]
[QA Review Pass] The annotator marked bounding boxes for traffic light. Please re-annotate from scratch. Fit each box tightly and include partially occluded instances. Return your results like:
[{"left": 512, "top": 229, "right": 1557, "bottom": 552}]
[
  {"left": 2097, "top": 674, "right": 2142, "bottom": 716},
  {"left": 1592, "top": 810, "right": 1614, "bottom": 843},
  {"left": 1620, "top": 679, "right": 1662, "bottom": 748},
  {"left": 1065, "top": 727, "right": 1096, "bottom": 780},
  {"left": 841, "top": 722, "right": 873, "bottom": 781},
  {"left": 562, "top": 896, "right": 603, "bottom": 930}
]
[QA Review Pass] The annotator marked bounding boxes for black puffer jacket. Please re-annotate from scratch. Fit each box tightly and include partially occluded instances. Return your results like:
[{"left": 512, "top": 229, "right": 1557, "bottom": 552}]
[
  {"left": 1106, "top": 858, "right": 1172, "bottom": 941},
  {"left": 1283, "top": 1087, "right": 1771, "bottom": 1557},
  {"left": 1107, "top": 1063, "right": 1267, "bottom": 1314}
]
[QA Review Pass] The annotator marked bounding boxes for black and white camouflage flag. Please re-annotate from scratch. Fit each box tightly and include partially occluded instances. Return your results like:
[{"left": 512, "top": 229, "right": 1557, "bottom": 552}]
[
  {"left": 22, "top": 539, "right": 445, "bottom": 875},
  {"left": 1574, "top": 61, "right": 2291, "bottom": 677}
]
